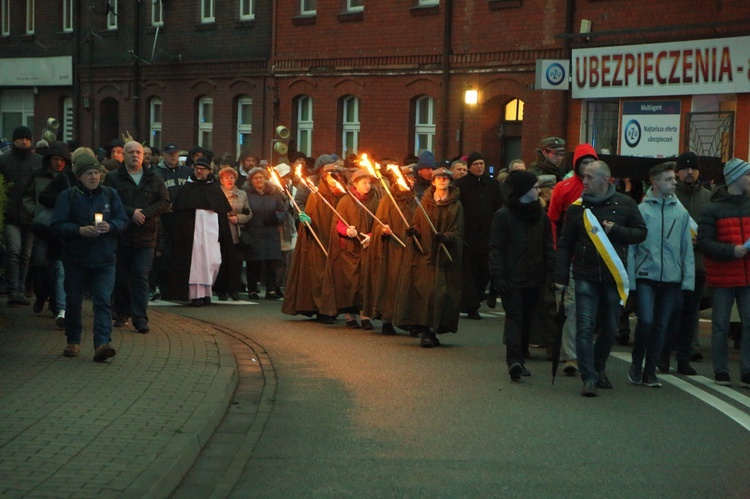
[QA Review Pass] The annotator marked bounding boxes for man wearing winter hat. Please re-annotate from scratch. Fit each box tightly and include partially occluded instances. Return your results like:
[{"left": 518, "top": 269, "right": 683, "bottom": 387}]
[
  {"left": 530, "top": 136, "right": 567, "bottom": 181},
  {"left": 413, "top": 150, "right": 436, "bottom": 199},
  {"left": 455, "top": 151, "right": 503, "bottom": 320},
  {"left": 294, "top": 153, "right": 338, "bottom": 212},
  {"left": 51, "top": 154, "right": 129, "bottom": 362},
  {"left": 697, "top": 157, "right": 750, "bottom": 388},
  {"left": 490, "top": 170, "right": 554, "bottom": 380},
  {"left": 665, "top": 151, "right": 712, "bottom": 371},
  {"left": 0, "top": 126, "right": 43, "bottom": 305}
]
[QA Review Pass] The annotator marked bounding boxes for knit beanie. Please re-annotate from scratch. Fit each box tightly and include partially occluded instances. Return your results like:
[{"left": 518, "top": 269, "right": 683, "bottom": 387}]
[
  {"left": 73, "top": 154, "right": 102, "bottom": 177},
  {"left": 508, "top": 170, "right": 538, "bottom": 197},
  {"left": 12, "top": 126, "right": 33, "bottom": 141},
  {"left": 676, "top": 152, "right": 699, "bottom": 170},
  {"left": 723, "top": 158, "right": 750, "bottom": 186},
  {"left": 466, "top": 151, "right": 484, "bottom": 168},
  {"left": 417, "top": 150, "right": 436, "bottom": 171}
]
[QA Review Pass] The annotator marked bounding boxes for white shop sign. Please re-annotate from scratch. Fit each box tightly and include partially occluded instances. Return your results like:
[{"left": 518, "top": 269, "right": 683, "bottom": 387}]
[
  {"left": 620, "top": 100, "right": 681, "bottom": 157},
  {"left": 0, "top": 56, "right": 73, "bottom": 86}
]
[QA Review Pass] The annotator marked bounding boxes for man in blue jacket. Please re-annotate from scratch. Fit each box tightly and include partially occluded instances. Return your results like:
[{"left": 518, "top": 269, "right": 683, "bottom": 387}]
[
  {"left": 629, "top": 162, "right": 694, "bottom": 388},
  {"left": 51, "top": 155, "right": 129, "bottom": 362}
]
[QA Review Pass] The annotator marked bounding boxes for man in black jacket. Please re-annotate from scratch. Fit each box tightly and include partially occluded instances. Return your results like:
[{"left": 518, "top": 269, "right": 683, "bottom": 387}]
[
  {"left": 104, "top": 141, "right": 170, "bottom": 333},
  {"left": 556, "top": 160, "right": 647, "bottom": 397},
  {"left": 0, "top": 126, "right": 43, "bottom": 305},
  {"left": 454, "top": 151, "right": 504, "bottom": 319}
]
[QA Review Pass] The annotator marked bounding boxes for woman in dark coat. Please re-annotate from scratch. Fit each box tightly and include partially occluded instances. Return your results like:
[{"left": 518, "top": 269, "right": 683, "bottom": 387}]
[
  {"left": 163, "top": 158, "right": 233, "bottom": 306},
  {"left": 242, "top": 167, "right": 285, "bottom": 300},
  {"left": 394, "top": 167, "right": 464, "bottom": 347},
  {"left": 489, "top": 170, "right": 555, "bottom": 380},
  {"left": 282, "top": 165, "right": 347, "bottom": 321}
]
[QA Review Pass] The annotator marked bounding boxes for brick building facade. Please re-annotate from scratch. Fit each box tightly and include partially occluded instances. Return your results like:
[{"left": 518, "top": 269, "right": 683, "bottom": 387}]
[{"left": 1, "top": 1, "right": 749, "bottom": 175}]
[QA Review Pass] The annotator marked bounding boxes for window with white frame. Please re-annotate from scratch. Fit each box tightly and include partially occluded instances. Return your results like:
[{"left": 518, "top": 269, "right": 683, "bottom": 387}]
[
  {"left": 414, "top": 96, "right": 435, "bottom": 155},
  {"left": 418, "top": 0, "right": 439, "bottom": 5},
  {"left": 198, "top": 97, "right": 214, "bottom": 150},
  {"left": 149, "top": 97, "right": 162, "bottom": 149},
  {"left": 236, "top": 97, "right": 253, "bottom": 157},
  {"left": 1, "top": 90, "right": 35, "bottom": 140},
  {"left": 201, "top": 0, "right": 215, "bottom": 23},
  {"left": 1, "top": 0, "right": 9, "bottom": 36},
  {"left": 151, "top": 0, "right": 163, "bottom": 27},
  {"left": 62, "top": 97, "right": 74, "bottom": 142},
  {"left": 300, "top": 0, "right": 316, "bottom": 16},
  {"left": 347, "top": 0, "right": 364, "bottom": 12},
  {"left": 25, "top": 0, "right": 34, "bottom": 34},
  {"left": 341, "top": 96, "right": 360, "bottom": 156},
  {"left": 62, "top": 0, "right": 73, "bottom": 32},
  {"left": 106, "top": 0, "right": 117, "bottom": 30},
  {"left": 296, "top": 96, "right": 313, "bottom": 157},
  {"left": 239, "top": 0, "right": 255, "bottom": 20}
]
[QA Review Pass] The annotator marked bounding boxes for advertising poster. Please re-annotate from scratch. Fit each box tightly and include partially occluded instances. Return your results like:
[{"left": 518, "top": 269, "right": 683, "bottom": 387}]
[{"left": 620, "top": 100, "right": 681, "bottom": 157}]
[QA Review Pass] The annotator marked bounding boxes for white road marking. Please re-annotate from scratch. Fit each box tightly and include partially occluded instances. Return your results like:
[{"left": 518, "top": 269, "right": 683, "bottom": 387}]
[
  {"left": 148, "top": 300, "right": 258, "bottom": 306},
  {"left": 611, "top": 352, "right": 750, "bottom": 432}
]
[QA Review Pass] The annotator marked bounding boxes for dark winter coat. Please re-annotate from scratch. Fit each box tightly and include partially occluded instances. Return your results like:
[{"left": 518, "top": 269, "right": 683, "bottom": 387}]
[
  {"left": 0, "top": 145, "right": 43, "bottom": 225},
  {"left": 454, "top": 171, "right": 503, "bottom": 254},
  {"left": 50, "top": 184, "right": 129, "bottom": 268},
  {"left": 697, "top": 187, "right": 750, "bottom": 288},
  {"left": 555, "top": 184, "right": 647, "bottom": 286},
  {"left": 282, "top": 180, "right": 345, "bottom": 316},
  {"left": 103, "top": 165, "right": 171, "bottom": 248},
  {"left": 529, "top": 150, "right": 564, "bottom": 182},
  {"left": 489, "top": 199, "right": 554, "bottom": 291},
  {"left": 242, "top": 180, "right": 285, "bottom": 261},
  {"left": 394, "top": 185, "right": 464, "bottom": 333},
  {"left": 675, "top": 180, "right": 712, "bottom": 275}
]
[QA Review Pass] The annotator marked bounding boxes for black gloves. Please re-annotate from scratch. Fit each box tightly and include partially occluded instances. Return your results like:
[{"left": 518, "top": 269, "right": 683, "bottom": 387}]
[
  {"left": 406, "top": 225, "right": 421, "bottom": 238},
  {"left": 434, "top": 233, "right": 450, "bottom": 244}
]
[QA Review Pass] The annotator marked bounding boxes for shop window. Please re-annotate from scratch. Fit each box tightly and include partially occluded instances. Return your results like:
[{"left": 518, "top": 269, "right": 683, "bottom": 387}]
[
  {"left": 414, "top": 96, "right": 435, "bottom": 156},
  {"left": 296, "top": 95, "right": 313, "bottom": 157},
  {"left": 198, "top": 97, "right": 214, "bottom": 150},
  {"left": 236, "top": 96, "right": 253, "bottom": 157},
  {"left": 150, "top": 97, "right": 162, "bottom": 149},
  {"left": 585, "top": 100, "right": 619, "bottom": 154},
  {"left": 341, "top": 96, "right": 360, "bottom": 156}
]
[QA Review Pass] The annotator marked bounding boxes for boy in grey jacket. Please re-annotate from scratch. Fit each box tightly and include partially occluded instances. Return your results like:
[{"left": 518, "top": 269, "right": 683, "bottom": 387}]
[{"left": 630, "top": 162, "right": 695, "bottom": 387}]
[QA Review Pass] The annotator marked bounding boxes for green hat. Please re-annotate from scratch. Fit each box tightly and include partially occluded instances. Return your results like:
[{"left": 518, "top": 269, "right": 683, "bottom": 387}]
[
  {"left": 73, "top": 154, "right": 103, "bottom": 177},
  {"left": 539, "top": 137, "right": 566, "bottom": 151}
]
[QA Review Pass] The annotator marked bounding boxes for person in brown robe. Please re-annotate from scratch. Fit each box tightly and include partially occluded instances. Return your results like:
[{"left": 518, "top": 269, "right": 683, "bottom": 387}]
[
  {"left": 281, "top": 165, "right": 347, "bottom": 322},
  {"left": 322, "top": 168, "right": 381, "bottom": 329},
  {"left": 362, "top": 166, "right": 417, "bottom": 334},
  {"left": 394, "top": 167, "right": 464, "bottom": 348}
]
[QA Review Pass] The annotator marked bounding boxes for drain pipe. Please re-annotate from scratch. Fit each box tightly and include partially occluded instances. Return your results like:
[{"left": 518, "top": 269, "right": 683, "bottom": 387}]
[{"left": 440, "top": 0, "right": 453, "bottom": 160}]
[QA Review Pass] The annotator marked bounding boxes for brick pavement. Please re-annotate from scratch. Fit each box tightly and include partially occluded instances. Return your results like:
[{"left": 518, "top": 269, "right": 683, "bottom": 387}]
[{"left": 0, "top": 304, "right": 239, "bottom": 498}]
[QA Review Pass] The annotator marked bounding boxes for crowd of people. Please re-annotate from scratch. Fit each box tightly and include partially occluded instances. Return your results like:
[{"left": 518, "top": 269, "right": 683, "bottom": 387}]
[{"left": 1, "top": 126, "right": 749, "bottom": 397}]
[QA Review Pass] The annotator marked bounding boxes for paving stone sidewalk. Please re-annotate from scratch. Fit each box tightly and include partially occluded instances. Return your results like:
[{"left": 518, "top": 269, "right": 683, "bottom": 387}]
[{"left": 0, "top": 304, "right": 238, "bottom": 498}]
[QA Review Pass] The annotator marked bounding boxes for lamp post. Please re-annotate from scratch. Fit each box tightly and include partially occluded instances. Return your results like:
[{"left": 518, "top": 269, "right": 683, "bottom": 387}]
[{"left": 457, "top": 86, "right": 478, "bottom": 157}]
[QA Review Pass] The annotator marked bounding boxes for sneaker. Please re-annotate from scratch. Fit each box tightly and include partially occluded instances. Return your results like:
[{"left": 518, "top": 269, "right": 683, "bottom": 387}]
[
  {"left": 113, "top": 316, "right": 129, "bottom": 328},
  {"left": 581, "top": 380, "right": 597, "bottom": 397},
  {"left": 521, "top": 367, "right": 532, "bottom": 377},
  {"left": 134, "top": 322, "right": 150, "bottom": 334},
  {"left": 642, "top": 372, "right": 662, "bottom": 388},
  {"left": 563, "top": 360, "right": 578, "bottom": 376},
  {"left": 150, "top": 291, "right": 161, "bottom": 301},
  {"left": 93, "top": 342, "right": 116, "bottom": 362},
  {"left": 677, "top": 361, "right": 697, "bottom": 375},
  {"left": 248, "top": 291, "right": 260, "bottom": 300},
  {"left": 274, "top": 287, "right": 285, "bottom": 298},
  {"left": 8, "top": 293, "right": 30, "bottom": 306},
  {"left": 360, "top": 319, "right": 374, "bottom": 330},
  {"left": 55, "top": 310, "right": 66, "bottom": 329},
  {"left": 380, "top": 323, "right": 397, "bottom": 335},
  {"left": 715, "top": 372, "right": 732, "bottom": 386},
  {"left": 596, "top": 372, "right": 613, "bottom": 389},
  {"left": 509, "top": 363, "right": 523, "bottom": 381},
  {"left": 741, "top": 374, "right": 750, "bottom": 389},
  {"left": 63, "top": 343, "right": 80, "bottom": 357},
  {"left": 628, "top": 364, "right": 642, "bottom": 385}
]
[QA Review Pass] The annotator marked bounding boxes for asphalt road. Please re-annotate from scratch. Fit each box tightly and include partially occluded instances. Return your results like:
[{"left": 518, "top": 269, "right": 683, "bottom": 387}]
[{"left": 167, "top": 299, "right": 750, "bottom": 498}]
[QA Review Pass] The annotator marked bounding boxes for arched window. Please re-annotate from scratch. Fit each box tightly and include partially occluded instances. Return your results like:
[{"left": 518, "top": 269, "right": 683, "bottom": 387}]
[{"left": 504, "top": 98, "right": 524, "bottom": 122}]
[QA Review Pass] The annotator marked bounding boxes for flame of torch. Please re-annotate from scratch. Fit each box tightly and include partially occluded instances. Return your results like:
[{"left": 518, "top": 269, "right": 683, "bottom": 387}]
[{"left": 387, "top": 163, "right": 411, "bottom": 191}]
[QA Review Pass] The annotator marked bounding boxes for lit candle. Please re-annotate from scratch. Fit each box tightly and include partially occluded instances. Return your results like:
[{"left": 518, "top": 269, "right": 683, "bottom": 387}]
[{"left": 94, "top": 213, "right": 103, "bottom": 223}]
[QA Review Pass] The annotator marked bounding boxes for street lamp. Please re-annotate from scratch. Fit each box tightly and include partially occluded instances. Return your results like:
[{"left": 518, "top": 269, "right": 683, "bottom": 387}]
[{"left": 458, "top": 86, "right": 478, "bottom": 156}]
